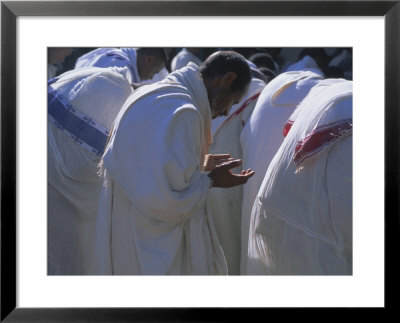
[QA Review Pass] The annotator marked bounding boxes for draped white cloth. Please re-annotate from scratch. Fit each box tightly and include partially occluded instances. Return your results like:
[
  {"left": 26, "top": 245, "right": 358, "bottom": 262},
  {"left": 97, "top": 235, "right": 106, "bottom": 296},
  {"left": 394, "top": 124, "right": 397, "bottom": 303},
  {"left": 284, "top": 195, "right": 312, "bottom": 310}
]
[
  {"left": 247, "top": 79, "right": 352, "bottom": 275},
  {"left": 141, "top": 67, "right": 169, "bottom": 84},
  {"left": 171, "top": 48, "right": 203, "bottom": 71},
  {"left": 207, "top": 77, "right": 266, "bottom": 274},
  {"left": 48, "top": 67, "right": 133, "bottom": 274},
  {"left": 239, "top": 71, "right": 322, "bottom": 273},
  {"left": 95, "top": 63, "right": 227, "bottom": 275},
  {"left": 75, "top": 48, "right": 141, "bottom": 83},
  {"left": 74, "top": 48, "right": 111, "bottom": 69},
  {"left": 285, "top": 55, "right": 324, "bottom": 76}
]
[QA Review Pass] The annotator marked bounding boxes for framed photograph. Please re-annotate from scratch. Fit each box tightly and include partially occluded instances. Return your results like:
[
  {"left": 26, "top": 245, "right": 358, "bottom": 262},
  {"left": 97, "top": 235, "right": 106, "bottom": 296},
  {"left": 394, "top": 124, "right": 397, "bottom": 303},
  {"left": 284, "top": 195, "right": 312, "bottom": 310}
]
[{"left": 1, "top": 0, "right": 398, "bottom": 321}]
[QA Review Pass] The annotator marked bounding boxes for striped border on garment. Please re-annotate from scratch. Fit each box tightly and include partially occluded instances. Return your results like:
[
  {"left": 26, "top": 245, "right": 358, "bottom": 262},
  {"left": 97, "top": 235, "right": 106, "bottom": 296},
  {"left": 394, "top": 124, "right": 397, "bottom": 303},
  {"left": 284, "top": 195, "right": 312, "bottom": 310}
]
[
  {"left": 283, "top": 119, "right": 294, "bottom": 137},
  {"left": 48, "top": 86, "right": 110, "bottom": 157},
  {"left": 293, "top": 119, "right": 352, "bottom": 165},
  {"left": 220, "top": 92, "right": 262, "bottom": 128}
]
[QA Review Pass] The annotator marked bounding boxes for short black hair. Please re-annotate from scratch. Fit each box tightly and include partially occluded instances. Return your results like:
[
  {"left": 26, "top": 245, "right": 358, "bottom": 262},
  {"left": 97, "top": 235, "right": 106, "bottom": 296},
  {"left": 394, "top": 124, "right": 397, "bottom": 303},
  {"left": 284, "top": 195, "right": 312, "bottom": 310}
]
[
  {"left": 249, "top": 52, "right": 276, "bottom": 72},
  {"left": 200, "top": 51, "right": 251, "bottom": 92},
  {"left": 137, "top": 48, "right": 169, "bottom": 63},
  {"left": 298, "top": 48, "right": 330, "bottom": 68},
  {"left": 321, "top": 66, "right": 345, "bottom": 79},
  {"left": 258, "top": 67, "right": 276, "bottom": 83}
]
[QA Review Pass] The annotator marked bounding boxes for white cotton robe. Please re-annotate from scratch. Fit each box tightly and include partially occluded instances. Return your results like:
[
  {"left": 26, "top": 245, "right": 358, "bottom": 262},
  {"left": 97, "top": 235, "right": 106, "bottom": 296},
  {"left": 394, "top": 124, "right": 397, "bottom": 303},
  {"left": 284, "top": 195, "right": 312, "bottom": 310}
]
[
  {"left": 48, "top": 67, "right": 133, "bottom": 275},
  {"left": 207, "top": 77, "right": 266, "bottom": 275},
  {"left": 171, "top": 49, "right": 203, "bottom": 71},
  {"left": 239, "top": 71, "right": 322, "bottom": 274},
  {"left": 247, "top": 79, "right": 352, "bottom": 275},
  {"left": 285, "top": 55, "right": 324, "bottom": 76},
  {"left": 74, "top": 48, "right": 141, "bottom": 84},
  {"left": 141, "top": 67, "right": 169, "bottom": 84},
  {"left": 95, "top": 63, "right": 227, "bottom": 275}
]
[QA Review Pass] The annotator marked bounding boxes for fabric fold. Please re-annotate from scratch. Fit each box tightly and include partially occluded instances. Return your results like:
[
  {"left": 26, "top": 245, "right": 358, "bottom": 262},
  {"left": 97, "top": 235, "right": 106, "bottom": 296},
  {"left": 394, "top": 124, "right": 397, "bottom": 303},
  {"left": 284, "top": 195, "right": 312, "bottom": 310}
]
[{"left": 96, "top": 63, "right": 225, "bottom": 275}]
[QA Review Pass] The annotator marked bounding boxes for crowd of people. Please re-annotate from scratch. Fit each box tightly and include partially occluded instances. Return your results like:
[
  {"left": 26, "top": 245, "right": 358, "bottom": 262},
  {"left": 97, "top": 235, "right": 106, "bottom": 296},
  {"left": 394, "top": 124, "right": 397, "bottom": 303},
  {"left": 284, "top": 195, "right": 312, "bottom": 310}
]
[{"left": 48, "top": 47, "right": 353, "bottom": 275}]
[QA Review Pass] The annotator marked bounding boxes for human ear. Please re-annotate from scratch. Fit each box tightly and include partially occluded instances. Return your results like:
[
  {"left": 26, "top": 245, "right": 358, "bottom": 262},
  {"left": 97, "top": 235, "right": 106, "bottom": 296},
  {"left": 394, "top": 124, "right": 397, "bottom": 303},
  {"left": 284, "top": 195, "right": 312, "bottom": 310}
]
[{"left": 219, "top": 72, "right": 237, "bottom": 88}]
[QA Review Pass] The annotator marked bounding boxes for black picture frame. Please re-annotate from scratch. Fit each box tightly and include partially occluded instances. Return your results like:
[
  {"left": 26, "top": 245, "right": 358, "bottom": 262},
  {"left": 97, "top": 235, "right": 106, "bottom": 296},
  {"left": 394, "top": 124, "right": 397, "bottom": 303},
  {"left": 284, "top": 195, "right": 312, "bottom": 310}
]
[{"left": 1, "top": 0, "right": 399, "bottom": 321}]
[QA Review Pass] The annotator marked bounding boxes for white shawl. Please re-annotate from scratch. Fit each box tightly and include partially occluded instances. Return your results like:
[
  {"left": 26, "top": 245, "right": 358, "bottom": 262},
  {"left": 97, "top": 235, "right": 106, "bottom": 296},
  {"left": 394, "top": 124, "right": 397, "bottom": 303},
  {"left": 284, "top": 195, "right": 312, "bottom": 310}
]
[
  {"left": 48, "top": 67, "right": 133, "bottom": 274},
  {"left": 247, "top": 79, "right": 352, "bottom": 275},
  {"left": 285, "top": 55, "right": 324, "bottom": 76},
  {"left": 75, "top": 48, "right": 141, "bottom": 84},
  {"left": 96, "top": 63, "right": 226, "bottom": 275},
  {"left": 171, "top": 48, "right": 203, "bottom": 71},
  {"left": 239, "top": 71, "right": 322, "bottom": 273}
]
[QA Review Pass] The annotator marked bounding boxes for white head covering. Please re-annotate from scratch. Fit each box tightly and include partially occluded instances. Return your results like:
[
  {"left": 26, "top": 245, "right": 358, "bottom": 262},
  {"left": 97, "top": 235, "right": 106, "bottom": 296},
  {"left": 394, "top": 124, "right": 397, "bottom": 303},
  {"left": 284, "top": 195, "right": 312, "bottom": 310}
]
[
  {"left": 75, "top": 48, "right": 141, "bottom": 84},
  {"left": 285, "top": 55, "right": 324, "bottom": 76},
  {"left": 50, "top": 66, "right": 132, "bottom": 129}
]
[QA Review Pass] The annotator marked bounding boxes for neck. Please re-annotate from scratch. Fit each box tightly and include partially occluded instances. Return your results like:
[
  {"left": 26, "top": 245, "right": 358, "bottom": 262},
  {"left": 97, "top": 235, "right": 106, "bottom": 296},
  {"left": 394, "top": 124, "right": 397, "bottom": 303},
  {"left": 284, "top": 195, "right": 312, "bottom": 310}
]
[{"left": 201, "top": 75, "right": 215, "bottom": 107}]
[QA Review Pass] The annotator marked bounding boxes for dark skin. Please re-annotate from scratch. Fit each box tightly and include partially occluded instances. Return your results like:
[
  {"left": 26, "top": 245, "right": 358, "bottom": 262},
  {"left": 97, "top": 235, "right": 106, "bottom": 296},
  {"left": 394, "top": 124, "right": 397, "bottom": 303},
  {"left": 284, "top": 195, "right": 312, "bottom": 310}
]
[
  {"left": 48, "top": 48, "right": 74, "bottom": 64},
  {"left": 136, "top": 53, "right": 166, "bottom": 81},
  {"left": 204, "top": 154, "right": 254, "bottom": 188},
  {"left": 208, "top": 159, "right": 255, "bottom": 188},
  {"left": 202, "top": 69, "right": 255, "bottom": 188},
  {"left": 203, "top": 72, "right": 248, "bottom": 119}
]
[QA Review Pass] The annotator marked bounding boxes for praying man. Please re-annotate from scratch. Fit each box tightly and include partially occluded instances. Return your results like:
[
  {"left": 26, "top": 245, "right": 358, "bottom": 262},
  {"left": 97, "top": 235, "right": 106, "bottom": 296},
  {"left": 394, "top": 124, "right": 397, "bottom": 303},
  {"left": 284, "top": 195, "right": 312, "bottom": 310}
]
[{"left": 95, "top": 51, "right": 255, "bottom": 275}]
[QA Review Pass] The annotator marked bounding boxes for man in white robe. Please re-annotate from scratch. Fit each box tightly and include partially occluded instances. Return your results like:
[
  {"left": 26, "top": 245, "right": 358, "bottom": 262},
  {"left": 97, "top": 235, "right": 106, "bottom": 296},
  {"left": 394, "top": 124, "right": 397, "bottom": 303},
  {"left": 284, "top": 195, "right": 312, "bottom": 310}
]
[
  {"left": 48, "top": 67, "right": 133, "bottom": 274},
  {"left": 74, "top": 47, "right": 167, "bottom": 85},
  {"left": 239, "top": 70, "right": 323, "bottom": 273},
  {"left": 95, "top": 51, "right": 255, "bottom": 275},
  {"left": 207, "top": 76, "right": 266, "bottom": 274},
  {"left": 170, "top": 48, "right": 203, "bottom": 71},
  {"left": 247, "top": 79, "right": 352, "bottom": 275}
]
